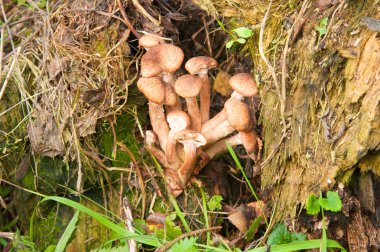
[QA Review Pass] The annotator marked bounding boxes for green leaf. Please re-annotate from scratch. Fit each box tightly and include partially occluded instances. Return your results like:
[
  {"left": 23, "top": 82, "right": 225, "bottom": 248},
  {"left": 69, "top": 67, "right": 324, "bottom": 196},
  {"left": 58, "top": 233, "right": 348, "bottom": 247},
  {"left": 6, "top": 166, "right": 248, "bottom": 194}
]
[
  {"left": 31, "top": 196, "right": 161, "bottom": 247},
  {"left": 232, "top": 27, "right": 253, "bottom": 38},
  {"left": 44, "top": 245, "right": 56, "bottom": 252},
  {"left": 316, "top": 26, "right": 327, "bottom": 36},
  {"left": 316, "top": 17, "right": 329, "bottom": 37},
  {"left": 319, "top": 191, "right": 342, "bottom": 212},
  {"left": 236, "top": 38, "right": 246, "bottom": 44},
  {"left": 207, "top": 195, "right": 223, "bottom": 211},
  {"left": 226, "top": 40, "right": 235, "bottom": 48},
  {"left": 54, "top": 211, "right": 79, "bottom": 252},
  {"left": 245, "top": 217, "right": 262, "bottom": 241},
  {"left": 290, "top": 232, "right": 307, "bottom": 242},
  {"left": 171, "top": 237, "right": 197, "bottom": 252},
  {"left": 267, "top": 223, "right": 307, "bottom": 246},
  {"left": 267, "top": 223, "right": 291, "bottom": 245},
  {"left": 245, "top": 239, "right": 347, "bottom": 252},
  {"left": 320, "top": 17, "right": 329, "bottom": 27},
  {"left": 0, "top": 238, "right": 7, "bottom": 246},
  {"left": 155, "top": 216, "right": 182, "bottom": 241},
  {"left": 306, "top": 194, "right": 321, "bottom": 215}
]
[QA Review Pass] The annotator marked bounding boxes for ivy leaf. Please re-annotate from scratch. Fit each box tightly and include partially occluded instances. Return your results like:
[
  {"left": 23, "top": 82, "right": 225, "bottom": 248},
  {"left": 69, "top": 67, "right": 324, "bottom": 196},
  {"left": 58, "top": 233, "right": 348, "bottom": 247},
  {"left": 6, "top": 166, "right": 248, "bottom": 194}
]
[
  {"left": 207, "top": 195, "right": 223, "bottom": 211},
  {"left": 236, "top": 38, "right": 246, "bottom": 44},
  {"left": 232, "top": 27, "right": 253, "bottom": 38},
  {"left": 306, "top": 194, "right": 321, "bottom": 215},
  {"left": 319, "top": 191, "right": 342, "bottom": 212},
  {"left": 226, "top": 40, "right": 235, "bottom": 48},
  {"left": 170, "top": 237, "right": 197, "bottom": 252}
]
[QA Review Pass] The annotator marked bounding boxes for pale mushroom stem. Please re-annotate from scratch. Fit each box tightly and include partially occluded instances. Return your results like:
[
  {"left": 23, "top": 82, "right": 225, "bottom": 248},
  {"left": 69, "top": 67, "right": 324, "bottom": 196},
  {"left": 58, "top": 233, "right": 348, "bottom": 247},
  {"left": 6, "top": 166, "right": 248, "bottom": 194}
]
[
  {"left": 199, "top": 75, "right": 210, "bottom": 123},
  {"left": 204, "top": 134, "right": 242, "bottom": 160},
  {"left": 201, "top": 108, "right": 227, "bottom": 134},
  {"left": 166, "top": 131, "right": 178, "bottom": 164},
  {"left": 178, "top": 142, "right": 197, "bottom": 187},
  {"left": 202, "top": 120, "right": 235, "bottom": 145},
  {"left": 149, "top": 102, "right": 170, "bottom": 151},
  {"left": 186, "top": 98, "right": 202, "bottom": 131}
]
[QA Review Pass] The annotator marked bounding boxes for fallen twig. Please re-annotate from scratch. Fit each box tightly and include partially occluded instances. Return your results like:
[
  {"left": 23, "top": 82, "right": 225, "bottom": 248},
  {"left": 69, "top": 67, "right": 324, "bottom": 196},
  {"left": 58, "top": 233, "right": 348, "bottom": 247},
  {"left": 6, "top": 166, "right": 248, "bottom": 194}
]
[
  {"left": 122, "top": 197, "right": 137, "bottom": 252},
  {"left": 116, "top": 0, "right": 140, "bottom": 38},
  {"left": 131, "top": 0, "right": 161, "bottom": 27}
]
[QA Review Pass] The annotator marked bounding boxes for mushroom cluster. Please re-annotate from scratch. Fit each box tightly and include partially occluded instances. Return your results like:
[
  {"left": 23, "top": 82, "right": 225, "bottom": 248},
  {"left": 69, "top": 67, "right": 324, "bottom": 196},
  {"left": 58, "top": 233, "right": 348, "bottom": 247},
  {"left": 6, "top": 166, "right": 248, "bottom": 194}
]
[{"left": 138, "top": 34, "right": 260, "bottom": 196}]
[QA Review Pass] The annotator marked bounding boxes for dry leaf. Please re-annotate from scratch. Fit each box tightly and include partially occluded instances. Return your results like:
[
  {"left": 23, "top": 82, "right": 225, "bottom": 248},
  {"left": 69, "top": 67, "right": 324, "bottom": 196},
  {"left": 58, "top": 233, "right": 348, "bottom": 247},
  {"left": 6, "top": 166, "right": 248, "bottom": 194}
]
[
  {"left": 213, "top": 71, "right": 232, "bottom": 97},
  {"left": 227, "top": 205, "right": 248, "bottom": 234},
  {"left": 28, "top": 109, "right": 65, "bottom": 157}
]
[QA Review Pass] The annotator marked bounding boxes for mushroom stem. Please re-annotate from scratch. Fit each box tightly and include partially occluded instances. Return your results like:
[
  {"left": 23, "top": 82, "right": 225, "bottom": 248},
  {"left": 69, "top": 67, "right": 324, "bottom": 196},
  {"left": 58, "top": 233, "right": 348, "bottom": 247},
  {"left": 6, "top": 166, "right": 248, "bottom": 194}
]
[
  {"left": 199, "top": 74, "right": 210, "bottom": 123},
  {"left": 166, "top": 131, "right": 178, "bottom": 164},
  {"left": 202, "top": 119, "right": 235, "bottom": 145},
  {"left": 165, "top": 168, "right": 184, "bottom": 197},
  {"left": 204, "top": 134, "right": 242, "bottom": 160},
  {"left": 149, "top": 102, "right": 170, "bottom": 151},
  {"left": 201, "top": 108, "right": 227, "bottom": 134},
  {"left": 145, "top": 130, "right": 170, "bottom": 168},
  {"left": 178, "top": 142, "right": 198, "bottom": 187},
  {"left": 186, "top": 98, "right": 202, "bottom": 131}
]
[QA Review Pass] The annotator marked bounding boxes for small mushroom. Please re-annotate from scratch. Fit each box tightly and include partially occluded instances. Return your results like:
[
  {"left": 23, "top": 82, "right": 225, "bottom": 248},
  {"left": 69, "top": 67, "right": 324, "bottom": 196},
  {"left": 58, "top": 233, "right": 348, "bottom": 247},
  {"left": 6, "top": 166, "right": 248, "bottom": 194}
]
[
  {"left": 137, "top": 77, "right": 170, "bottom": 150},
  {"left": 140, "top": 44, "right": 184, "bottom": 79},
  {"left": 174, "top": 129, "right": 207, "bottom": 186},
  {"left": 140, "top": 44, "right": 183, "bottom": 110},
  {"left": 138, "top": 33, "right": 165, "bottom": 50},
  {"left": 174, "top": 75, "right": 203, "bottom": 131},
  {"left": 202, "top": 98, "right": 252, "bottom": 144},
  {"left": 166, "top": 111, "right": 191, "bottom": 165},
  {"left": 201, "top": 73, "right": 257, "bottom": 133},
  {"left": 185, "top": 56, "right": 217, "bottom": 123},
  {"left": 229, "top": 73, "right": 258, "bottom": 101}
]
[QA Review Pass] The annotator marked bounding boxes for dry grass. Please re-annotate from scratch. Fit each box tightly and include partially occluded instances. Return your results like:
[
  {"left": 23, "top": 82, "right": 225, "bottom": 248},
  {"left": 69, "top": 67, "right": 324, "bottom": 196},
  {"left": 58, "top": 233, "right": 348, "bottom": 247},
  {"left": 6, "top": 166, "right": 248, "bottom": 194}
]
[{"left": 0, "top": 0, "right": 135, "bottom": 194}]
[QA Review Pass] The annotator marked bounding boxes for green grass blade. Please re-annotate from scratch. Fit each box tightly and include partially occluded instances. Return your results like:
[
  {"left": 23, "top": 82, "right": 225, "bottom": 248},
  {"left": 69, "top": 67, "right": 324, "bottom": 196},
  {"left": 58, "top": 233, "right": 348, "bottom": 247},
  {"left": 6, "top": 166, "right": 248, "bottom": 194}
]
[
  {"left": 226, "top": 142, "right": 259, "bottom": 201},
  {"left": 247, "top": 239, "right": 346, "bottom": 252},
  {"left": 54, "top": 210, "right": 79, "bottom": 252},
  {"left": 199, "top": 186, "right": 211, "bottom": 246},
  {"left": 0, "top": 238, "right": 7, "bottom": 246},
  {"left": 39, "top": 196, "right": 161, "bottom": 247},
  {"left": 226, "top": 142, "right": 268, "bottom": 226}
]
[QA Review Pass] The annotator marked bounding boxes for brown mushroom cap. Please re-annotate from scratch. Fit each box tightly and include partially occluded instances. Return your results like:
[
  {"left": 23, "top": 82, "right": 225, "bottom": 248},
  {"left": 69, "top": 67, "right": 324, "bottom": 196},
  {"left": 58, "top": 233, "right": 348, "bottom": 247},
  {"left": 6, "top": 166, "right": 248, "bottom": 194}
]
[
  {"left": 167, "top": 111, "right": 191, "bottom": 130},
  {"left": 137, "top": 77, "right": 166, "bottom": 104},
  {"left": 224, "top": 99, "right": 252, "bottom": 132},
  {"left": 174, "top": 129, "right": 207, "bottom": 148},
  {"left": 138, "top": 34, "right": 164, "bottom": 49},
  {"left": 185, "top": 56, "right": 217, "bottom": 75},
  {"left": 141, "top": 44, "right": 184, "bottom": 77},
  {"left": 240, "top": 130, "right": 258, "bottom": 153},
  {"left": 229, "top": 73, "right": 258, "bottom": 97},
  {"left": 164, "top": 85, "right": 178, "bottom": 106},
  {"left": 174, "top": 74, "right": 203, "bottom": 98}
]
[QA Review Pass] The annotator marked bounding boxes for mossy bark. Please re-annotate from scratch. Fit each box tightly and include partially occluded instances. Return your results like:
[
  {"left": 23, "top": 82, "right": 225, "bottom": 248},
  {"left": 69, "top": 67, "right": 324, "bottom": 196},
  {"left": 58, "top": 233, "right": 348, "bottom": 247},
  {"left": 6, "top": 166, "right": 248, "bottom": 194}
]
[{"left": 195, "top": 0, "right": 380, "bottom": 217}]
